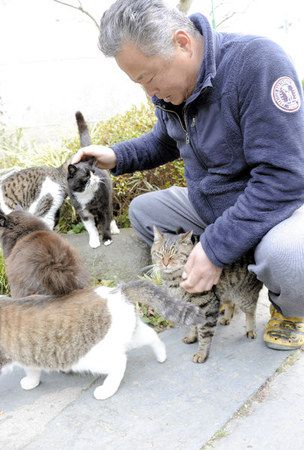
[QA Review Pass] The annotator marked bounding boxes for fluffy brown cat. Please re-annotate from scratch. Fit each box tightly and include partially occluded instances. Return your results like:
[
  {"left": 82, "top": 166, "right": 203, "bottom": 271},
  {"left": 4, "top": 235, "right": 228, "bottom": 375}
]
[{"left": 0, "top": 210, "right": 89, "bottom": 296}]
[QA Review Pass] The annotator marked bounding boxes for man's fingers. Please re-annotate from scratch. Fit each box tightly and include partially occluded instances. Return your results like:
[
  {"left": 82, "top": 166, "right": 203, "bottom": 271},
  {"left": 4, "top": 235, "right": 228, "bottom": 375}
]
[{"left": 71, "top": 150, "right": 86, "bottom": 164}]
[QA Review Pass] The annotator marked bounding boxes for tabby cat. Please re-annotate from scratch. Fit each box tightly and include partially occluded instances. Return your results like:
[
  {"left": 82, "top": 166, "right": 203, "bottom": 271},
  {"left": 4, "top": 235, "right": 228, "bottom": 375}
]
[
  {"left": 151, "top": 227, "right": 263, "bottom": 363},
  {"left": 67, "top": 111, "right": 119, "bottom": 248},
  {"left": 0, "top": 159, "right": 69, "bottom": 229},
  {"left": 0, "top": 210, "right": 89, "bottom": 297}
]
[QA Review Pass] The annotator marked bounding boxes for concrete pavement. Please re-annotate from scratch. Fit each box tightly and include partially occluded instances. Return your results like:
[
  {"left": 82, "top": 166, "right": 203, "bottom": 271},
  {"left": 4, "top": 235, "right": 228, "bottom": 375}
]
[{"left": 0, "top": 231, "right": 303, "bottom": 449}]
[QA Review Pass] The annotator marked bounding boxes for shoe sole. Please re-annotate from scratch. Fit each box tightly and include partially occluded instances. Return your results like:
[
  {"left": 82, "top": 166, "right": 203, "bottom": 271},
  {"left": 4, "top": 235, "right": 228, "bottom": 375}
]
[{"left": 264, "top": 341, "right": 302, "bottom": 351}]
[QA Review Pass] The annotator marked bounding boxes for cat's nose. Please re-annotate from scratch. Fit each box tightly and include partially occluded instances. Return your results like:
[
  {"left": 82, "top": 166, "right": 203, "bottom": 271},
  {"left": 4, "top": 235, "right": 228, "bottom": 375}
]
[{"left": 162, "top": 256, "right": 170, "bottom": 267}]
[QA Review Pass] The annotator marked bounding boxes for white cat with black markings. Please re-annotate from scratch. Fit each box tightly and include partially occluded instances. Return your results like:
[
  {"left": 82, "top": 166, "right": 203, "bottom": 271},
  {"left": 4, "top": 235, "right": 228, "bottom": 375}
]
[{"left": 67, "top": 112, "right": 119, "bottom": 248}]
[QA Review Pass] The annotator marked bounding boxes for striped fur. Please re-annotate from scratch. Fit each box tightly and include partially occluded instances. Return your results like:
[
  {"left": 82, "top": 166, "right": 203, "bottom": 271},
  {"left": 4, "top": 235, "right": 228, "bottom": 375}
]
[{"left": 151, "top": 227, "right": 262, "bottom": 363}]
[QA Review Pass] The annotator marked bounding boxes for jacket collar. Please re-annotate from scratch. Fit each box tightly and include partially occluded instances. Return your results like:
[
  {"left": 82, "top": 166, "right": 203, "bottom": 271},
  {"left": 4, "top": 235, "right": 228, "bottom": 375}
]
[{"left": 152, "top": 13, "right": 220, "bottom": 109}]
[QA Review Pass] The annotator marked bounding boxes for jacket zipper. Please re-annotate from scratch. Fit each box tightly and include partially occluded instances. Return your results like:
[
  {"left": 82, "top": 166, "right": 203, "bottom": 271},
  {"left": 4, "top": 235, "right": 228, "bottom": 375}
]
[
  {"left": 156, "top": 105, "right": 189, "bottom": 142},
  {"left": 156, "top": 104, "right": 207, "bottom": 169}
]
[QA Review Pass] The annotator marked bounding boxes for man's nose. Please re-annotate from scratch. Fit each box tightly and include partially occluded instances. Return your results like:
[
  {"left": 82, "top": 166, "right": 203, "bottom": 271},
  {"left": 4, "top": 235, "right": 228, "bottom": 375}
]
[{"left": 144, "top": 85, "right": 156, "bottom": 97}]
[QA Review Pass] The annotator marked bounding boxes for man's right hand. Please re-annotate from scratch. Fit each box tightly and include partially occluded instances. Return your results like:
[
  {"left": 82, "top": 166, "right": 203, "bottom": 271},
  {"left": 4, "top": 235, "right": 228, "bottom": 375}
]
[{"left": 71, "top": 144, "right": 117, "bottom": 170}]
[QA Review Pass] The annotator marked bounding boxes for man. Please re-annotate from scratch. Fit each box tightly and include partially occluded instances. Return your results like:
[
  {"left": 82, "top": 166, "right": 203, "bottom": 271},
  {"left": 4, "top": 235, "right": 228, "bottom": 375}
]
[{"left": 72, "top": 0, "right": 304, "bottom": 350}]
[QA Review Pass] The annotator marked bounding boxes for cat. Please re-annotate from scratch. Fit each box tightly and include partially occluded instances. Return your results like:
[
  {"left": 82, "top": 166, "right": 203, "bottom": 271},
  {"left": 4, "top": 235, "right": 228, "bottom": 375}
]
[
  {"left": 0, "top": 159, "right": 69, "bottom": 230},
  {"left": 0, "top": 209, "right": 90, "bottom": 297},
  {"left": 0, "top": 280, "right": 209, "bottom": 400},
  {"left": 151, "top": 227, "right": 263, "bottom": 364},
  {"left": 67, "top": 111, "right": 119, "bottom": 248}
]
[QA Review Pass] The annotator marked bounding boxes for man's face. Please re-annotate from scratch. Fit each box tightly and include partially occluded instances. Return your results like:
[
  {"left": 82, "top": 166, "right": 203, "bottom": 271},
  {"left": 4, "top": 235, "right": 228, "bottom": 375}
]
[{"left": 115, "top": 34, "right": 200, "bottom": 105}]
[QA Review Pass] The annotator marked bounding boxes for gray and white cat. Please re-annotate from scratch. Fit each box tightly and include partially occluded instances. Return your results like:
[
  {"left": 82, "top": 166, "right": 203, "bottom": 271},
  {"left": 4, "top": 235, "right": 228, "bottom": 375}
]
[
  {"left": 0, "top": 161, "right": 69, "bottom": 230},
  {"left": 151, "top": 227, "right": 263, "bottom": 363},
  {"left": 67, "top": 112, "right": 119, "bottom": 248},
  {"left": 0, "top": 211, "right": 208, "bottom": 399}
]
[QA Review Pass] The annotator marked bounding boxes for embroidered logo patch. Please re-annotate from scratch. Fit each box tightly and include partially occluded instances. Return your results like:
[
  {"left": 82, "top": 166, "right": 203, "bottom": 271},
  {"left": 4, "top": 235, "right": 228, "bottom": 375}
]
[{"left": 271, "top": 76, "right": 301, "bottom": 113}]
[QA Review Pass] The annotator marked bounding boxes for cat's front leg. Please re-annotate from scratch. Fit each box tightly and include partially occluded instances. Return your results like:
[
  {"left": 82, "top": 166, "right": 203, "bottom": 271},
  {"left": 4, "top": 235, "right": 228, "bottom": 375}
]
[
  {"left": 183, "top": 325, "right": 198, "bottom": 344},
  {"left": 93, "top": 355, "right": 127, "bottom": 400},
  {"left": 83, "top": 216, "right": 101, "bottom": 248},
  {"left": 20, "top": 367, "right": 41, "bottom": 390}
]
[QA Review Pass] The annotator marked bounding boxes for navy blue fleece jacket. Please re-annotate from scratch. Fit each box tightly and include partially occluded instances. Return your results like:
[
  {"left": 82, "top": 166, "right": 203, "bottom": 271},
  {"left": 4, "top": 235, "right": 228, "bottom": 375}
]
[{"left": 112, "top": 13, "right": 304, "bottom": 267}]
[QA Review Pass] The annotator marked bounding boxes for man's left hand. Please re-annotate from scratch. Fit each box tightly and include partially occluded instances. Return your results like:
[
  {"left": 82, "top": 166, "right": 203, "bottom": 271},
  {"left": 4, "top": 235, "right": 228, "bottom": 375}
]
[{"left": 180, "top": 242, "right": 222, "bottom": 293}]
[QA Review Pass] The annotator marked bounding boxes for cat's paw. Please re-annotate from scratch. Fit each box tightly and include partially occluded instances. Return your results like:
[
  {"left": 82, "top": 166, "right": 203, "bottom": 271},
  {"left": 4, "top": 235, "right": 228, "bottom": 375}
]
[
  {"left": 89, "top": 239, "right": 101, "bottom": 248},
  {"left": 110, "top": 220, "right": 120, "bottom": 235},
  {"left": 20, "top": 376, "right": 40, "bottom": 390},
  {"left": 219, "top": 317, "right": 231, "bottom": 326},
  {"left": 246, "top": 330, "right": 257, "bottom": 339},
  {"left": 192, "top": 351, "right": 208, "bottom": 364},
  {"left": 183, "top": 335, "right": 197, "bottom": 344},
  {"left": 103, "top": 239, "right": 113, "bottom": 246},
  {"left": 93, "top": 385, "right": 117, "bottom": 400},
  {"left": 156, "top": 343, "right": 167, "bottom": 363}
]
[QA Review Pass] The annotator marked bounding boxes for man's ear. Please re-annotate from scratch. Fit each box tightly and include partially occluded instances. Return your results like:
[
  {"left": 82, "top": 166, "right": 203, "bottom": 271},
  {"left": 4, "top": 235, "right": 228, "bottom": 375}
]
[
  {"left": 172, "top": 29, "right": 192, "bottom": 53},
  {"left": 0, "top": 212, "right": 8, "bottom": 228}
]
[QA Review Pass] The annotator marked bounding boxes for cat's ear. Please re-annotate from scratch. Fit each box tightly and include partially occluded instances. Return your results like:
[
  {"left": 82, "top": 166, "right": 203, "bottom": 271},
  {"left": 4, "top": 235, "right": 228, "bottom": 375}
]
[
  {"left": 14, "top": 204, "right": 23, "bottom": 212},
  {"left": 179, "top": 230, "right": 193, "bottom": 244},
  {"left": 152, "top": 225, "right": 163, "bottom": 242},
  {"left": 67, "top": 164, "right": 77, "bottom": 177},
  {"left": 0, "top": 212, "right": 8, "bottom": 228}
]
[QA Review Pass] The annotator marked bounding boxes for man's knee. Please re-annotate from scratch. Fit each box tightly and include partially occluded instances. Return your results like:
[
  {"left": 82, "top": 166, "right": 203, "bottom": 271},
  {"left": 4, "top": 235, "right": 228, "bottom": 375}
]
[
  {"left": 254, "top": 222, "right": 304, "bottom": 279},
  {"left": 129, "top": 192, "right": 155, "bottom": 226}
]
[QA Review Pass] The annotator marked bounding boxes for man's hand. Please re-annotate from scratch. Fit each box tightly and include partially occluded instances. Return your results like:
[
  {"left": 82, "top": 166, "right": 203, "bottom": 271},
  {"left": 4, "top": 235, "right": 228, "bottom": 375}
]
[
  {"left": 180, "top": 242, "right": 222, "bottom": 293},
  {"left": 71, "top": 144, "right": 117, "bottom": 170}
]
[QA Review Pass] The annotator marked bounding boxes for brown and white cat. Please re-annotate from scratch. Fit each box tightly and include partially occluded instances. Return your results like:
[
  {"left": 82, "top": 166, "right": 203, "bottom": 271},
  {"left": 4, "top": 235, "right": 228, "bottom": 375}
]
[
  {"left": 0, "top": 281, "right": 209, "bottom": 399},
  {"left": 0, "top": 160, "right": 69, "bottom": 229},
  {"left": 0, "top": 210, "right": 90, "bottom": 297},
  {"left": 67, "top": 112, "right": 119, "bottom": 248},
  {"left": 151, "top": 227, "right": 263, "bottom": 364},
  {"left": 0, "top": 286, "right": 166, "bottom": 400}
]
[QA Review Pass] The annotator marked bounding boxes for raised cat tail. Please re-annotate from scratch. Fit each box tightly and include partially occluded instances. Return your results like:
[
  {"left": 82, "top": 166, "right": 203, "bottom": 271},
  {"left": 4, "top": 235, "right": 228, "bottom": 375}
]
[
  {"left": 121, "top": 279, "right": 205, "bottom": 327},
  {"left": 75, "top": 111, "right": 92, "bottom": 148}
]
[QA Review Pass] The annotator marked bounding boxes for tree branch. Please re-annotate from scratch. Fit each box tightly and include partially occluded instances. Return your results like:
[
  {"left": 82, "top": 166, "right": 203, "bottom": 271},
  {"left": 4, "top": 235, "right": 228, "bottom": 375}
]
[{"left": 53, "top": 0, "right": 100, "bottom": 30}]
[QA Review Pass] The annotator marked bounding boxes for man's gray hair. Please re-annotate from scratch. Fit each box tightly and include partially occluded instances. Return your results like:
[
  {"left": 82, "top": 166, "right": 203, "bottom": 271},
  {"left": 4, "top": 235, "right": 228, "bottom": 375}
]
[{"left": 99, "top": 0, "right": 200, "bottom": 58}]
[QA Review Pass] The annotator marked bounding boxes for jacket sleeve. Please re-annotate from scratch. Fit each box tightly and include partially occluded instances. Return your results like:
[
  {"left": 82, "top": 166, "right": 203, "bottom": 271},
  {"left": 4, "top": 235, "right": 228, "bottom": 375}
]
[
  {"left": 201, "top": 38, "right": 304, "bottom": 266},
  {"left": 111, "top": 107, "right": 180, "bottom": 175}
]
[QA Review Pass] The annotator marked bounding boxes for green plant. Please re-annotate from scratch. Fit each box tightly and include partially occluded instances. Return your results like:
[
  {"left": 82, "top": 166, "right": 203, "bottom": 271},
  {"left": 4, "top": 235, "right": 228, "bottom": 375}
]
[{"left": 0, "top": 251, "right": 9, "bottom": 295}]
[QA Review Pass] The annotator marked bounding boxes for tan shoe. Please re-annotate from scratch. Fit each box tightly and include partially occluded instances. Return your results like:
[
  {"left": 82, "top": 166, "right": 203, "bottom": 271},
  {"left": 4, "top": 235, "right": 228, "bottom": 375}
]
[{"left": 263, "top": 305, "right": 304, "bottom": 350}]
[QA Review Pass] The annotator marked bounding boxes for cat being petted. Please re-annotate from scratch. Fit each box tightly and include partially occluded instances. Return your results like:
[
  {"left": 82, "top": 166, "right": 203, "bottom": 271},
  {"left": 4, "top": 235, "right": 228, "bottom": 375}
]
[
  {"left": 151, "top": 227, "right": 263, "bottom": 364},
  {"left": 67, "top": 112, "right": 119, "bottom": 248},
  {"left": 0, "top": 280, "right": 209, "bottom": 399},
  {"left": 0, "top": 161, "right": 69, "bottom": 230},
  {"left": 0, "top": 210, "right": 89, "bottom": 297}
]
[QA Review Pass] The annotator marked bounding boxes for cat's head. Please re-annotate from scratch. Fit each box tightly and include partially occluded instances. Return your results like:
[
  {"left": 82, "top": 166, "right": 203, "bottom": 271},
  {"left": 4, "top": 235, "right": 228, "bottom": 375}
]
[
  {"left": 67, "top": 161, "right": 101, "bottom": 193},
  {"left": 0, "top": 210, "right": 49, "bottom": 257},
  {"left": 151, "top": 226, "right": 194, "bottom": 273}
]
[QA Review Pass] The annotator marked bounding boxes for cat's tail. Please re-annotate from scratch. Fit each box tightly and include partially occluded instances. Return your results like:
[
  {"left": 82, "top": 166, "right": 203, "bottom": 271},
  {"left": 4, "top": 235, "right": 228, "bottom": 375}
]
[
  {"left": 121, "top": 279, "right": 205, "bottom": 327},
  {"left": 75, "top": 111, "right": 92, "bottom": 147}
]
